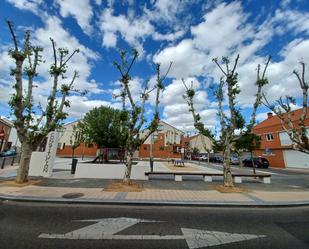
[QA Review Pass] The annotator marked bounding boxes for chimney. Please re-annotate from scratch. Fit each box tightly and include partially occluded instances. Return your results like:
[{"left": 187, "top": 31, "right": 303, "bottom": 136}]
[{"left": 267, "top": 112, "right": 273, "bottom": 119}]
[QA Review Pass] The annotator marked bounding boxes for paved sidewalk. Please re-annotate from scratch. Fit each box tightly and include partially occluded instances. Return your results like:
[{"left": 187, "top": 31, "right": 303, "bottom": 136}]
[
  {"left": 1, "top": 159, "right": 309, "bottom": 207},
  {"left": 0, "top": 177, "right": 309, "bottom": 206}
]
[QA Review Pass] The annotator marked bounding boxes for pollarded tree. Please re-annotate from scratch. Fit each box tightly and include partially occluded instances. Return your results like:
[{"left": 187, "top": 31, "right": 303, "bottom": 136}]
[
  {"left": 7, "top": 21, "right": 79, "bottom": 183},
  {"left": 263, "top": 61, "right": 309, "bottom": 154},
  {"left": 114, "top": 49, "right": 172, "bottom": 183},
  {"left": 183, "top": 55, "right": 270, "bottom": 187}
]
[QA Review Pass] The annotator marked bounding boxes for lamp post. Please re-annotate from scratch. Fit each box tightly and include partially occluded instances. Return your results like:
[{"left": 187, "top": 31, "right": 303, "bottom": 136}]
[{"left": 149, "top": 124, "right": 164, "bottom": 172}]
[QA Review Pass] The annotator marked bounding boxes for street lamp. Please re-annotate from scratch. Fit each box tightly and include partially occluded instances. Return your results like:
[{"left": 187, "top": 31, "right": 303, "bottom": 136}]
[{"left": 149, "top": 124, "right": 164, "bottom": 172}]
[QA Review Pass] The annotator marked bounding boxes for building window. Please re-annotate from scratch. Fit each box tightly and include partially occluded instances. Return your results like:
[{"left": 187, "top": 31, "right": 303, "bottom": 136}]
[
  {"left": 266, "top": 133, "right": 274, "bottom": 141},
  {"left": 143, "top": 145, "right": 147, "bottom": 150},
  {"left": 263, "top": 148, "right": 275, "bottom": 156},
  {"left": 87, "top": 143, "right": 93, "bottom": 148}
]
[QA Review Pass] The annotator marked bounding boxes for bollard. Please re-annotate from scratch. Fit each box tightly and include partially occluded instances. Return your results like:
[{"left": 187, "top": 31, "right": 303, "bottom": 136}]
[
  {"left": 1, "top": 157, "right": 6, "bottom": 169},
  {"left": 71, "top": 158, "right": 78, "bottom": 174}
]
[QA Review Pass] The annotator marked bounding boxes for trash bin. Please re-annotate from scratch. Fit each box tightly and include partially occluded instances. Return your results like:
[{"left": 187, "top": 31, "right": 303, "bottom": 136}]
[{"left": 71, "top": 158, "right": 78, "bottom": 174}]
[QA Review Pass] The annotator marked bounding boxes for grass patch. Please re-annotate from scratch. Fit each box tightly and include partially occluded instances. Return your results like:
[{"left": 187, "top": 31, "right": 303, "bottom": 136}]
[
  {"left": 104, "top": 181, "right": 143, "bottom": 192},
  {"left": 215, "top": 185, "right": 246, "bottom": 193}
]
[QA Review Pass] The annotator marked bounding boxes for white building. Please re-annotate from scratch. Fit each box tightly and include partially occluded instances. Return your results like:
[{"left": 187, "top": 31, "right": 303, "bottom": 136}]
[{"left": 141, "top": 120, "right": 185, "bottom": 145}]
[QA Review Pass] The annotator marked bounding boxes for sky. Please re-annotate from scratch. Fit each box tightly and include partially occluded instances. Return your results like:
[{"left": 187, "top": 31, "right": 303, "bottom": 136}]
[{"left": 0, "top": 0, "right": 309, "bottom": 135}]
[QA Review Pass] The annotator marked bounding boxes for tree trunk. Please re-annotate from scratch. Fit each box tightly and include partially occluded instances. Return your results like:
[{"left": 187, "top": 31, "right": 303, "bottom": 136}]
[
  {"left": 239, "top": 151, "right": 244, "bottom": 168},
  {"left": 123, "top": 150, "right": 134, "bottom": 184},
  {"left": 223, "top": 143, "right": 233, "bottom": 187},
  {"left": 16, "top": 143, "right": 32, "bottom": 183},
  {"left": 251, "top": 151, "right": 256, "bottom": 175}
]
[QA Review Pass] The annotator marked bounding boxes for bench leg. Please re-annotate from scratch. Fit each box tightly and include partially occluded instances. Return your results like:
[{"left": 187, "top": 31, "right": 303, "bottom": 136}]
[
  {"left": 175, "top": 175, "right": 182, "bottom": 181},
  {"left": 203, "top": 176, "right": 212, "bottom": 182},
  {"left": 233, "top": 176, "right": 242, "bottom": 183}
]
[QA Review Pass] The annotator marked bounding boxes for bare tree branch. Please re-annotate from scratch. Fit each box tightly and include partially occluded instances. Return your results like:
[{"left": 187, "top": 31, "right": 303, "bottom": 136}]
[{"left": 7, "top": 20, "right": 18, "bottom": 51}]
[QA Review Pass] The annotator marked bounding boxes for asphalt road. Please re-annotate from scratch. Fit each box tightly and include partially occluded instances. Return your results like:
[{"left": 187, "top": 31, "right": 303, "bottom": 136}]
[{"left": 0, "top": 202, "right": 309, "bottom": 249}]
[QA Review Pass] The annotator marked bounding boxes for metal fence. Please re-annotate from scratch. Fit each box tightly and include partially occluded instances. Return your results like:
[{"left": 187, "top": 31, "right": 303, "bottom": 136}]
[{"left": 0, "top": 154, "right": 21, "bottom": 169}]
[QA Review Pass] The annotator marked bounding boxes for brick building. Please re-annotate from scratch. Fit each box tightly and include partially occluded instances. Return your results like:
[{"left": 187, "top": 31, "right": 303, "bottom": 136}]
[
  {"left": 138, "top": 121, "right": 185, "bottom": 159},
  {"left": 57, "top": 120, "right": 185, "bottom": 159},
  {"left": 182, "top": 133, "right": 213, "bottom": 157},
  {"left": 252, "top": 108, "right": 309, "bottom": 169},
  {"left": 56, "top": 121, "right": 98, "bottom": 157}
]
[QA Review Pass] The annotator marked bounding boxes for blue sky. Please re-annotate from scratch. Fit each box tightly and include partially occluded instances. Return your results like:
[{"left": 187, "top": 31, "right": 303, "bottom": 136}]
[{"left": 0, "top": 0, "right": 309, "bottom": 134}]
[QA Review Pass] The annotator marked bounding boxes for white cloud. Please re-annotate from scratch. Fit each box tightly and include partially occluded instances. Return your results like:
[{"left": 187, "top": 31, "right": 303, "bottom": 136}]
[
  {"left": 6, "top": 0, "right": 42, "bottom": 14},
  {"left": 99, "top": 6, "right": 186, "bottom": 53},
  {"left": 55, "top": 0, "right": 93, "bottom": 35},
  {"left": 94, "top": 0, "right": 102, "bottom": 5},
  {"left": 64, "top": 95, "right": 120, "bottom": 119},
  {"left": 159, "top": 78, "right": 217, "bottom": 133},
  {"left": 273, "top": 9, "right": 309, "bottom": 36},
  {"left": 100, "top": 8, "right": 153, "bottom": 51},
  {"left": 153, "top": 2, "right": 258, "bottom": 78},
  {"left": 153, "top": 39, "right": 207, "bottom": 78}
]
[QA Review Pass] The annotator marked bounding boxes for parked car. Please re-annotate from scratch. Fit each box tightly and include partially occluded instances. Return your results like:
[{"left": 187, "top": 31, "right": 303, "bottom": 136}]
[
  {"left": 0, "top": 150, "right": 17, "bottom": 157},
  {"left": 230, "top": 156, "right": 239, "bottom": 165},
  {"left": 243, "top": 157, "right": 269, "bottom": 168},
  {"left": 199, "top": 154, "right": 208, "bottom": 161},
  {"left": 191, "top": 154, "right": 199, "bottom": 160},
  {"left": 210, "top": 155, "right": 223, "bottom": 163}
]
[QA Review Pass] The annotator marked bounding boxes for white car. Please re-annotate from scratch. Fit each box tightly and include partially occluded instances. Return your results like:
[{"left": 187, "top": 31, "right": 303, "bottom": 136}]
[{"left": 199, "top": 155, "right": 208, "bottom": 161}]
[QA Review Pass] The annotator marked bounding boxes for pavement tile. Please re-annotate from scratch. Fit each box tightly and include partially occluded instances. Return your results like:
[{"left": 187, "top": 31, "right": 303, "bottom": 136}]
[
  {"left": 250, "top": 191, "right": 309, "bottom": 202},
  {"left": 125, "top": 189, "right": 253, "bottom": 202}
]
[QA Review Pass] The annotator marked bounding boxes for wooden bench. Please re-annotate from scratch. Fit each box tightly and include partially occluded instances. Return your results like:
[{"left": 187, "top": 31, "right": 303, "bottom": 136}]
[{"left": 144, "top": 171, "right": 271, "bottom": 184}]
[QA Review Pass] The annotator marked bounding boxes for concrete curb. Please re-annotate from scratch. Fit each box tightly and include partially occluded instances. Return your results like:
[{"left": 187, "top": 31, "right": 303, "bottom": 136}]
[{"left": 1, "top": 194, "right": 309, "bottom": 208}]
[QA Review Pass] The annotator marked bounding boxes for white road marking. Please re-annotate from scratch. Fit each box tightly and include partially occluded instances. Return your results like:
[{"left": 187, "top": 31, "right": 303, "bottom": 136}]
[
  {"left": 255, "top": 170, "right": 282, "bottom": 176},
  {"left": 39, "top": 217, "right": 266, "bottom": 248}
]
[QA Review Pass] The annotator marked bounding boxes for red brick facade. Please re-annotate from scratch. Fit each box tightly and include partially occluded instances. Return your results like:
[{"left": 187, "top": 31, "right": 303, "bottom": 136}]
[
  {"left": 252, "top": 108, "right": 309, "bottom": 168},
  {"left": 139, "top": 133, "right": 182, "bottom": 159},
  {"left": 56, "top": 143, "right": 98, "bottom": 157}
]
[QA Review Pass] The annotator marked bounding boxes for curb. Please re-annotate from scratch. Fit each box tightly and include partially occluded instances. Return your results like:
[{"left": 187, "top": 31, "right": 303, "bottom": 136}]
[{"left": 1, "top": 194, "right": 309, "bottom": 208}]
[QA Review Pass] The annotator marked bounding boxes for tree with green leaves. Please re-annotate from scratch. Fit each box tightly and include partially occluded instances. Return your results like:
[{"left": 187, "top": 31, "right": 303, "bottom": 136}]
[
  {"left": 79, "top": 106, "right": 129, "bottom": 162},
  {"left": 114, "top": 49, "right": 172, "bottom": 183},
  {"left": 183, "top": 55, "right": 270, "bottom": 187},
  {"left": 7, "top": 21, "right": 80, "bottom": 183}
]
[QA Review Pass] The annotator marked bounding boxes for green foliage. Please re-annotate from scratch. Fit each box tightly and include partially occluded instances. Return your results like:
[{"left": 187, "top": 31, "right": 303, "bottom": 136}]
[
  {"left": 234, "top": 132, "right": 261, "bottom": 153},
  {"left": 80, "top": 106, "right": 129, "bottom": 148},
  {"left": 212, "top": 139, "right": 224, "bottom": 153},
  {"left": 192, "top": 147, "right": 200, "bottom": 154}
]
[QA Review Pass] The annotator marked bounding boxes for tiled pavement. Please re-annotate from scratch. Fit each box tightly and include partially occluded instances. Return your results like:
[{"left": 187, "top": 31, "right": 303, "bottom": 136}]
[
  {"left": 1, "top": 160, "right": 309, "bottom": 206},
  {"left": 0, "top": 183, "right": 309, "bottom": 206}
]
